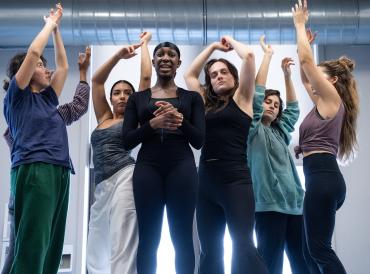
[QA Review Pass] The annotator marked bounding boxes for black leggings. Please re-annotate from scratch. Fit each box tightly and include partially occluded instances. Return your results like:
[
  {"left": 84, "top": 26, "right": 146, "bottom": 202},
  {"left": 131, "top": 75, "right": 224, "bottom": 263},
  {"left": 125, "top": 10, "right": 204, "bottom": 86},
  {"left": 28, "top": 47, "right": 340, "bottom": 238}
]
[
  {"left": 255, "top": 211, "right": 309, "bottom": 274},
  {"left": 196, "top": 160, "right": 268, "bottom": 274},
  {"left": 303, "top": 153, "right": 347, "bottom": 274},
  {"left": 133, "top": 142, "right": 198, "bottom": 274}
]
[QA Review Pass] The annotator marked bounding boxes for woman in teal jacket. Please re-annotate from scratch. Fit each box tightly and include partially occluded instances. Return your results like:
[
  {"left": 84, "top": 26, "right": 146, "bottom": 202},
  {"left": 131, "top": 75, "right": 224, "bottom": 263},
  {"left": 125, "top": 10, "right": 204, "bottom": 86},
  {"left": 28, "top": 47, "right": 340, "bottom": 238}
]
[{"left": 248, "top": 36, "right": 309, "bottom": 274}]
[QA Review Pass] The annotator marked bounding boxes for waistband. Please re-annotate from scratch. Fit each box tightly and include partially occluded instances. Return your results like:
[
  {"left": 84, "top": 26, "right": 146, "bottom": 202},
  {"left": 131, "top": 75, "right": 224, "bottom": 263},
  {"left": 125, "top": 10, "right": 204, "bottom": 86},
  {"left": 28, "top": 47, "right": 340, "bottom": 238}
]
[{"left": 303, "top": 153, "right": 340, "bottom": 175}]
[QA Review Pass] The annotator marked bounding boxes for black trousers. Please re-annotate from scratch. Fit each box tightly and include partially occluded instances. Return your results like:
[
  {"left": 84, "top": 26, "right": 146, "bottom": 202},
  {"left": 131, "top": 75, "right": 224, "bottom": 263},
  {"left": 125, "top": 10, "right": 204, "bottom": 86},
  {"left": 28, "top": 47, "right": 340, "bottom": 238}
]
[
  {"left": 255, "top": 211, "right": 310, "bottom": 274},
  {"left": 133, "top": 142, "right": 198, "bottom": 274},
  {"left": 303, "top": 153, "right": 347, "bottom": 274},
  {"left": 196, "top": 160, "right": 268, "bottom": 274}
]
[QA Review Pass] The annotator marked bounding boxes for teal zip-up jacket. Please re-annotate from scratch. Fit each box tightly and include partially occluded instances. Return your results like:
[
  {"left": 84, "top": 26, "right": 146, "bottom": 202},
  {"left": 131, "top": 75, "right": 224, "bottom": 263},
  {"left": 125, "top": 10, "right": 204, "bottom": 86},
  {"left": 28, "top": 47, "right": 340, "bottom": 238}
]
[{"left": 248, "top": 85, "right": 304, "bottom": 215}]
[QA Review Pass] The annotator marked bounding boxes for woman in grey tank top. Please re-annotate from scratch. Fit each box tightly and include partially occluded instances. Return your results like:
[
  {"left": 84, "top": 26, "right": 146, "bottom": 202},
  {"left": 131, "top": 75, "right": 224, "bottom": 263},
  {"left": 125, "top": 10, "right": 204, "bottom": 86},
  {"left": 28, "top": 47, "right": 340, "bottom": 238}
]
[
  {"left": 86, "top": 32, "right": 152, "bottom": 274},
  {"left": 293, "top": 2, "right": 359, "bottom": 273}
]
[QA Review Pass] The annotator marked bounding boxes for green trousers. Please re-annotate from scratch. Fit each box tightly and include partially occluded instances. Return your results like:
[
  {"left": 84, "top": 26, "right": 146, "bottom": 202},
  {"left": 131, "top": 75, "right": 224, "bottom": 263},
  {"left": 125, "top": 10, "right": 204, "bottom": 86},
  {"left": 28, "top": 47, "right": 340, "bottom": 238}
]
[{"left": 10, "top": 163, "right": 70, "bottom": 274}]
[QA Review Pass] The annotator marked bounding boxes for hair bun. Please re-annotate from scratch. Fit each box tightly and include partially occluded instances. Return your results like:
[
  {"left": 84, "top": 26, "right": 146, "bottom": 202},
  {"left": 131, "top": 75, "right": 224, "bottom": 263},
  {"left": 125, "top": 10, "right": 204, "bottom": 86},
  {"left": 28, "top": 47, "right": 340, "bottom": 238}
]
[{"left": 339, "top": 56, "right": 355, "bottom": 72}]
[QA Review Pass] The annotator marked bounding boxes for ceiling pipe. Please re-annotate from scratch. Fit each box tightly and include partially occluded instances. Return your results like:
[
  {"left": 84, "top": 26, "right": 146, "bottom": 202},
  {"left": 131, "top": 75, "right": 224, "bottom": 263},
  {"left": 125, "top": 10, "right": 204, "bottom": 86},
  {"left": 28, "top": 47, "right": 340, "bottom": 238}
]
[{"left": 0, "top": 0, "right": 369, "bottom": 47}]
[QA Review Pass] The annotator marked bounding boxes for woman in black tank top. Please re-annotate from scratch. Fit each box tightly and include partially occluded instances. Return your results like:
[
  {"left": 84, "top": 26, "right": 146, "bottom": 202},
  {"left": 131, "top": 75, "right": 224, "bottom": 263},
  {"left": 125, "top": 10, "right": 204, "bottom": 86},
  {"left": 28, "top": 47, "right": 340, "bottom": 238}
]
[{"left": 185, "top": 36, "right": 268, "bottom": 273}]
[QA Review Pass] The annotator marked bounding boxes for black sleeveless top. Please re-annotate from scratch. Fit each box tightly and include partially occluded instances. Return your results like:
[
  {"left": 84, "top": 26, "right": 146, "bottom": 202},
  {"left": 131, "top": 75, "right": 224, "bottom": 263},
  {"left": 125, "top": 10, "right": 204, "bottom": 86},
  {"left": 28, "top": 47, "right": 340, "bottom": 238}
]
[{"left": 201, "top": 98, "right": 252, "bottom": 162}]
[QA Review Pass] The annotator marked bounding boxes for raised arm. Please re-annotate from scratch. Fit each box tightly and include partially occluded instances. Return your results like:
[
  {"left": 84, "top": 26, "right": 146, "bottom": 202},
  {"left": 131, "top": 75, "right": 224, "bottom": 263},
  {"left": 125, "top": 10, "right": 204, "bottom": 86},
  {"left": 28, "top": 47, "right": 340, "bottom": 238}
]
[
  {"left": 79, "top": 46, "right": 91, "bottom": 82},
  {"left": 15, "top": 4, "right": 62, "bottom": 89},
  {"left": 222, "top": 35, "right": 255, "bottom": 115},
  {"left": 91, "top": 43, "right": 141, "bottom": 124},
  {"left": 255, "top": 35, "right": 274, "bottom": 87},
  {"left": 58, "top": 47, "right": 91, "bottom": 125},
  {"left": 138, "top": 31, "right": 152, "bottom": 91},
  {"left": 184, "top": 42, "right": 231, "bottom": 98},
  {"left": 50, "top": 19, "right": 69, "bottom": 97},
  {"left": 293, "top": 0, "right": 341, "bottom": 106},
  {"left": 299, "top": 29, "right": 318, "bottom": 104},
  {"left": 279, "top": 57, "right": 300, "bottom": 136},
  {"left": 281, "top": 57, "right": 297, "bottom": 103}
]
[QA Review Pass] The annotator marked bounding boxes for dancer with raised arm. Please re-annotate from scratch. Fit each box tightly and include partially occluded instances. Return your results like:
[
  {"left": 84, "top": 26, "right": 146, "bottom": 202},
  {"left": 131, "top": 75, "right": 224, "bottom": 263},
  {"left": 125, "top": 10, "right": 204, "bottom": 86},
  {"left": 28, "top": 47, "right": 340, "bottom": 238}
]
[
  {"left": 248, "top": 35, "right": 309, "bottom": 274},
  {"left": 293, "top": 1, "right": 359, "bottom": 273},
  {"left": 184, "top": 36, "right": 268, "bottom": 274},
  {"left": 87, "top": 32, "right": 152, "bottom": 274},
  {"left": 3, "top": 4, "right": 71, "bottom": 274},
  {"left": 1, "top": 46, "right": 91, "bottom": 274}
]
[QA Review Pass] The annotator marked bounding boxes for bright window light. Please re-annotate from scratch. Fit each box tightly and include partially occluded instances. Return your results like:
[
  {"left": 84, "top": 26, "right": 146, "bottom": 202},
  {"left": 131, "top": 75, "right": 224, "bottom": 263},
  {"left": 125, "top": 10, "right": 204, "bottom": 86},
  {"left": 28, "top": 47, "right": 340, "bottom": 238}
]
[{"left": 157, "top": 211, "right": 294, "bottom": 274}]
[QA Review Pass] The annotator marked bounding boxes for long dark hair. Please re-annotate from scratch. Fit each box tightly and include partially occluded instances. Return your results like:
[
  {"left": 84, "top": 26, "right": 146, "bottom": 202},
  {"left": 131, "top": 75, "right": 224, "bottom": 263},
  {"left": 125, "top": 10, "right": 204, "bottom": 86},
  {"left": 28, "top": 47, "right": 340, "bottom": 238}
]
[
  {"left": 3, "top": 52, "right": 47, "bottom": 91},
  {"left": 318, "top": 56, "right": 359, "bottom": 161},
  {"left": 203, "top": 58, "right": 239, "bottom": 113}
]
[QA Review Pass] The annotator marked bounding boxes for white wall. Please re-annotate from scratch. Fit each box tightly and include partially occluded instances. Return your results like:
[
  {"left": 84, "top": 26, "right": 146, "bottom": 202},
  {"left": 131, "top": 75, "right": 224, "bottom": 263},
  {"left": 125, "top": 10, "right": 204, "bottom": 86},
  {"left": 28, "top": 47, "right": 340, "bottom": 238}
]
[{"left": 318, "top": 45, "right": 370, "bottom": 274}]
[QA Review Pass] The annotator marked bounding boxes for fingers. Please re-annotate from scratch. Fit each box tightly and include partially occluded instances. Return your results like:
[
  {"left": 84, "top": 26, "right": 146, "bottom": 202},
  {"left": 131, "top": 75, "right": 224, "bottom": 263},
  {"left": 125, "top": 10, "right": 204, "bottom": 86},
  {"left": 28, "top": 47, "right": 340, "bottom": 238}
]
[
  {"left": 164, "top": 114, "right": 183, "bottom": 129},
  {"left": 221, "top": 36, "right": 233, "bottom": 49},
  {"left": 140, "top": 31, "right": 152, "bottom": 43},
  {"left": 78, "top": 53, "right": 85, "bottom": 64},
  {"left": 55, "top": 3, "right": 63, "bottom": 16},
  {"left": 153, "top": 101, "right": 174, "bottom": 116},
  {"left": 132, "top": 43, "right": 142, "bottom": 50},
  {"left": 260, "top": 35, "right": 266, "bottom": 47},
  {"left": 85, "top": 46, "right": 91, "bottom": 56}
]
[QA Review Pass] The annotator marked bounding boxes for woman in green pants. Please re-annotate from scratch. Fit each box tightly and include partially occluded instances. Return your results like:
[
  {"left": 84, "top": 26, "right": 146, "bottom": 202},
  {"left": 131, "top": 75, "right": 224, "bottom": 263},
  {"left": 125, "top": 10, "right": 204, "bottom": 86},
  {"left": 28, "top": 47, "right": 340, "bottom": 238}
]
[{"left": 3, "top": 4, "right": 70, "bottom": 274}]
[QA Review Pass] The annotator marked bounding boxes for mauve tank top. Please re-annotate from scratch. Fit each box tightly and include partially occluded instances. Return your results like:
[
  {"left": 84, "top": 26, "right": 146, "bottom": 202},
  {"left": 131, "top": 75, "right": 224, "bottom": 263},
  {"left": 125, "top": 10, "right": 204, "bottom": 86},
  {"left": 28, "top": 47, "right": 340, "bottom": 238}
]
[{"left": 295, "top": 103, "right": 345, "bottom": 158}]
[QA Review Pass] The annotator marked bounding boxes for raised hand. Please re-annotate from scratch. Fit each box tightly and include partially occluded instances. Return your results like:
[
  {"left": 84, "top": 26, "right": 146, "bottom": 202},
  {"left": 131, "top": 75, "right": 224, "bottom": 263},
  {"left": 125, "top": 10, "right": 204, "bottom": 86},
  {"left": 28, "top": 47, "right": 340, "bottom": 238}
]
[
  {"left": 260, "top": 35, "right": 274, "bottom": 55},
  {"left": 292, "top": 0, "right": 309, "bottom": 26},
  {"left": 117, "top": 43, "right": 142, "bottom": 59},
  {"left": 306, "top": 28, "right": 317, "bottom": 45},
  {"left": 78, "top": 46, "right": 91, "bottom": 71},
  {"left": 221, "top": 35, "right": 234, "bottom": 50},
  {"left": 281, "top": 57, "right": 295, "bottom": 77},
  {"left": 140, "top": 31, "right": 152, "bottom": 44},
  {"left": 212, "top": 41, "right": 233, "bottom": 52},
  {"left": 44, "top": 3, "right": 63, "bottom": 28}
]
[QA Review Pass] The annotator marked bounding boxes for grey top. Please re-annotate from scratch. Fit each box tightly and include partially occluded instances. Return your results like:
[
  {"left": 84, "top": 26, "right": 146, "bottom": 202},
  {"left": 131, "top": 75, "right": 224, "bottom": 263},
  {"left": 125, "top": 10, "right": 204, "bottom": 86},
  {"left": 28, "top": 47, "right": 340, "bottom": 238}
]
[
  {"left": 91, "top": 120, "right": 135, "bottom": 184},
  {"left": 296, "top": 103, "right": 345, "bottom": 157}
]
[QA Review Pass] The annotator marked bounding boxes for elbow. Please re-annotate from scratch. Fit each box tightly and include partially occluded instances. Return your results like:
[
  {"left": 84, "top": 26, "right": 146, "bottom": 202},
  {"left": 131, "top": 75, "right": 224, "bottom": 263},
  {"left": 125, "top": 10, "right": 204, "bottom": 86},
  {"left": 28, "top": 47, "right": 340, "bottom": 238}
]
[
  {"left": 123, "top": 139, "right": 135, "bottom": 151},
  {"left": 244, "top": 51, "right": 255, "bottom": 62},
  {"left": 91, "top": 74, "right": 99, "bottom": 85},
  {"left": 142, "top": 75, "right": 151, "bottom": 82},
  {"left": 299, "top": 56, "right": 314, "bottom": 68},
  {"left": 27, "top": 48, "right": 42, "bottom": 60},
  {"left": 122, "top": 131, "right": 135, "bottom": 151},
  {"left": 59, "top": 65, "right": 69, "bottom": 74}
]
